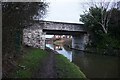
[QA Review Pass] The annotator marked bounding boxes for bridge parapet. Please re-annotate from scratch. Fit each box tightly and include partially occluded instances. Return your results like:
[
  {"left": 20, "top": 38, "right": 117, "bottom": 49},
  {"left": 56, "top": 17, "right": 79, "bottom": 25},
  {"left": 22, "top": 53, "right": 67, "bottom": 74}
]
[{"left": 43, "top": 21, "right": 84, "bottom": 31}]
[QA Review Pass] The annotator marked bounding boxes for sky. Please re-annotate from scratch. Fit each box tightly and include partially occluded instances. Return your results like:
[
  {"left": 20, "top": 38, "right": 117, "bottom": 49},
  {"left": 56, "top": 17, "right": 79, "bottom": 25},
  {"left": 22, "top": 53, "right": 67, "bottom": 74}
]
[
  {"left": 44, "top": 0, "right": 118, "bottom": 38},
  {"left": 44, "top": 0, "right": 87, "bottom": 38},
  {"left": 44, "top": 0, "right": 117, "bottom": 23},
  {"left": 44, "top": 0, "right": 85, "bottom": 23}
]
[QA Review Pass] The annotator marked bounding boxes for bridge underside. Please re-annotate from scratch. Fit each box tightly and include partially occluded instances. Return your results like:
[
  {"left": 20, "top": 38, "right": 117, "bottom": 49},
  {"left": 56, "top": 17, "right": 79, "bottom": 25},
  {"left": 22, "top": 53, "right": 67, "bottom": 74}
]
[
  {"left": 43, "top": 29, "right": 87, "bottom": 50},
  {"left": 43, "top": 29, "right": 87, "bottom": 35}
]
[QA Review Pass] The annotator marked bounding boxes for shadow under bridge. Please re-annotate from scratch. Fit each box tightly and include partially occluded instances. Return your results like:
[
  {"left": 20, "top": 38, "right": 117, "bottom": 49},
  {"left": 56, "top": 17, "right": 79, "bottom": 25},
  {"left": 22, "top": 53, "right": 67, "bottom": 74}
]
[{"left": 42, "top": 21, "right": 88, "bottom": 50}]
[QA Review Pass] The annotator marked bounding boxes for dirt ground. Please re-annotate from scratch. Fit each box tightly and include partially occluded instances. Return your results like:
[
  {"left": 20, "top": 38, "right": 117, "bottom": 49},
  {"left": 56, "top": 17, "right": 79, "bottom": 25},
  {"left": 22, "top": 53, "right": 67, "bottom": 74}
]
[{"left": 32, "top": 48, "right": 57, "bottom": 78}]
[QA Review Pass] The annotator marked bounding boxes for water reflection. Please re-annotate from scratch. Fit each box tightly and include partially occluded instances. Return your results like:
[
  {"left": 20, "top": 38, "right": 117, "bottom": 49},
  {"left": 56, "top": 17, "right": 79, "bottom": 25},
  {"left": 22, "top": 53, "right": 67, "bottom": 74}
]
[
  {"left": 54, "top": 45, "right": 62, "bottom": 50},
  {"left": 72, "top": 51, "right": 120, "bottom": 78},
  {"left": 46, "top": 44, "right": 72, "bottom": 62},
  {"left": 46, "top": 43, "right": 120, "bottom": 78}
]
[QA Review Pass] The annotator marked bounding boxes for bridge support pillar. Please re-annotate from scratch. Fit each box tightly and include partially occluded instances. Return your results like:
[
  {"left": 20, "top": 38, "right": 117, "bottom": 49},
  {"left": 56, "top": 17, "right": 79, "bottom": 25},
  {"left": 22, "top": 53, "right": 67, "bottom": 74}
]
[
  {"left": 72, "top": 34, "right": 85, "bottom": 50},
  {"left": 40, "top": 32, "right": 46, "bottom": 50},
  {"left": 23, "top": 29, "right": 46, "bottom": 50}
]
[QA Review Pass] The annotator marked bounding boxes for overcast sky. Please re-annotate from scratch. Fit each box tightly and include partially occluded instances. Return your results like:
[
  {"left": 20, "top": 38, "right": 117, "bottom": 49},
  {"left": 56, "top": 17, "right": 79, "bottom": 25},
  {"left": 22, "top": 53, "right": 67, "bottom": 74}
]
[
  {"left": 44, "top": 0, "right": 85, "bottom": 23},
  {"left": 45, "top": 0, "right": 85, "bottom": 38},
  {"left": 44, "top": 0, "right": 118, "bottom": 23},
  {"left": 44, "top": 0, "right": 118, "bottom": 38}
]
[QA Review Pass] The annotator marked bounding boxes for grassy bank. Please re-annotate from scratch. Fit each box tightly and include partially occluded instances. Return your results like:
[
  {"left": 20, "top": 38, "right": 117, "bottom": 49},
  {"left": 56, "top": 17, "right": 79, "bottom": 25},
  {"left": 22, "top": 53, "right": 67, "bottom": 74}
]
[
  {"left": 12, "top": 48, "right": 48, "bottom": 78},
  {"left": 10, "top": 47, "right": 86, "bottom": 78},
  {"left": 55, "top": 54, "right": 86, "bottom": 78}
]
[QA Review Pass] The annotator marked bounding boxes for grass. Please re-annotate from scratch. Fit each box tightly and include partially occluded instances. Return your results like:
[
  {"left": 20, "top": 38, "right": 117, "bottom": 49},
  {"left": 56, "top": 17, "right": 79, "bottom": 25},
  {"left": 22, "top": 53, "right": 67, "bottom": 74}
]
[
  {"left": 55, "top": 54, "right": 87, "bottom": 78},
  {"left": 11, "top": 47, "right": 86, "bottom": 78},
  {"left": 13, "top": 48, "right": 48, "bottom": 78}
]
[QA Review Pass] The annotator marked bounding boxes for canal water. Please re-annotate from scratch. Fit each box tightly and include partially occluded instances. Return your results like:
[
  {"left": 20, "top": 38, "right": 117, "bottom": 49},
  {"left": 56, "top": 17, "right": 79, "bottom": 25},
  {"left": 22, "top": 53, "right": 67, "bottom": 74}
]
[{"left": 46, "top": 43, "right": 120, "bottom": 78}]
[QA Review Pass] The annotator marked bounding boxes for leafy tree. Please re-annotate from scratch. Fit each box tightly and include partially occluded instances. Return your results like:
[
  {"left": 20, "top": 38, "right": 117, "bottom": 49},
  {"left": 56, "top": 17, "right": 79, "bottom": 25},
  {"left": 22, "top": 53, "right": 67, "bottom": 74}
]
[
  {"left": 107, "top": 8, "right": 120, "bottom": 49},
  {"left": 80, "top": 1, "right": 117, "bottom": 34},
  {"left": 80, "top": 6, "right": 104, "bottom": 47},
  {"left": 2, "top": 2, "right": 48, "bottom": 77},
  {"left": 2, "top": 2, "right": 48, "bottom": 55},
  {"left": 80, "top": 5, "right": 120, "bottom": 49},
  {"left": 108, "top": 8, "right": 120, "bottom": 40}
]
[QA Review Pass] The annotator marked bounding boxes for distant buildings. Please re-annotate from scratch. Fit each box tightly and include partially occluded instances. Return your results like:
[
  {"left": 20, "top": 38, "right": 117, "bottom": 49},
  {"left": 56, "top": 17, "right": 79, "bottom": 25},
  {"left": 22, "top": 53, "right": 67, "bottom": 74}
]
[{"left": 53, "top": 35, "right": 72, "bottom": 39}]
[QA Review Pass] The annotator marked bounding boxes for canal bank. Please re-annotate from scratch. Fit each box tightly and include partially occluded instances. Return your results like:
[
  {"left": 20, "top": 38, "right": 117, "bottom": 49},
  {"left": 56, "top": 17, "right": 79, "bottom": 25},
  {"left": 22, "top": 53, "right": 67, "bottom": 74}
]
[
  {"left": 46, "top": 47, "right": 86, "bottom": 78},
  {"left": 8, "top": 47, "right": 86, "bottom": 78},
  {"left": 54, "top": 38, "right": 120, "bottom": 57},
  {"left": 46, "top": 43, "right": 120, "bottom": 78}
]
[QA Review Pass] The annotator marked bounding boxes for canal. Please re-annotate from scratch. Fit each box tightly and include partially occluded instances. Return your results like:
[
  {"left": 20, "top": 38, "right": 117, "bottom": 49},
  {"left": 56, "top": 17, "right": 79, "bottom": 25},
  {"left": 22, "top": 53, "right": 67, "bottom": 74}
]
[{"left": 46, "top": 43, "right": 120, "bottom": 78}]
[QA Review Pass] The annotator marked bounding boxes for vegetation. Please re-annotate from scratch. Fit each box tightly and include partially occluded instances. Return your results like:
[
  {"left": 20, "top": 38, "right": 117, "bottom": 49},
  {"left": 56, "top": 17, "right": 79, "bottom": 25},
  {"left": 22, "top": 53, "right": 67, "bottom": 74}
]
[
  {"left": 2, "top": 2, "right": 48, "bottom": 57},
  {"left": 8, "top": 47, "right": 86, "bottom": 78},
  {"left": 2, "top": 2, "right": 48, "bottom": 77},
  {"left": 55, "top": 54, "right": 86, "bottom": 78},
  {"left": 80, "top": 2, "right": 120, "bottom": 56},
  {"left": 12, "top": 48, "right": 48, "bottom": 78}
]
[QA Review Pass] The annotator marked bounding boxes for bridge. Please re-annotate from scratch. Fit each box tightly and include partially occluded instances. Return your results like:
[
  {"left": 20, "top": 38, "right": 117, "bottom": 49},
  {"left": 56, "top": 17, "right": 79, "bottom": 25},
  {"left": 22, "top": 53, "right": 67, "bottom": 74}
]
[{"left": 23, "top": 20, "right": 88, "bottom": 50}]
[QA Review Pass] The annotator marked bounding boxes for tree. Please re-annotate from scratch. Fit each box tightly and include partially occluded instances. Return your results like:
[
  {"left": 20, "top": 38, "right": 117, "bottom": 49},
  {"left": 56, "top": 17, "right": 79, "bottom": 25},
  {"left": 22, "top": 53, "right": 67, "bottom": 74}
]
[
  {"left": 2, "top": 2, "right": 48, "bottom": 28},
  {"left": 80, "top": 0, "right": 117, "bottom": 34},
  {"left": 80, "top": 1, "right": 120, "bottom": 49},
  {"left": 108, "top": 8, "right": 120, "bottom": 42},
  {"left": 2, "top": 2, "right": 48, "bottom": 55},
  {"left": 2, "top": 2, "right": 48, "bottom": 77},
  {"left": 80, "top": 6, "right": 104, "bottom": 47}
]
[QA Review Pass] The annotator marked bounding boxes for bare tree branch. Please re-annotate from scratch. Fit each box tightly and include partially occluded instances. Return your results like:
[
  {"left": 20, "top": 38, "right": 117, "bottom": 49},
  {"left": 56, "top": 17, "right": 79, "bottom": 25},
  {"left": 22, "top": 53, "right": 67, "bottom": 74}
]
[{"left": 81, "top": 0, "right": 117, "bottom": 34}]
